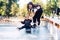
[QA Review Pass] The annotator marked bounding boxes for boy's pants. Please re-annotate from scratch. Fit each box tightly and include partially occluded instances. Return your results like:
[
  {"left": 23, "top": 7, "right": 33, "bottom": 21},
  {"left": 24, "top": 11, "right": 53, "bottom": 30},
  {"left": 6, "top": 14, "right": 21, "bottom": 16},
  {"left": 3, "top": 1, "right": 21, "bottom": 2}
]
[{"left": 19, "top": 26, "right": 31, "bottom": 33}]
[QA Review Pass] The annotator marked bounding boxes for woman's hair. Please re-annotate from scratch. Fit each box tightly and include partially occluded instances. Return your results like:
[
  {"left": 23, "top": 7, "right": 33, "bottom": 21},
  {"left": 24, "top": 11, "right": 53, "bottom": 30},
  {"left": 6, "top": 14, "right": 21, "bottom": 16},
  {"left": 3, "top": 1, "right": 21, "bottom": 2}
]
[
  {"left": 34, "top": 4, "right": 41, "bottom": 8},
  {"left": 27, "top": 2, "right": 34, "bottom": 12},
  {"left": 27, "top": 2, "right": 42, "bottom": 12}
]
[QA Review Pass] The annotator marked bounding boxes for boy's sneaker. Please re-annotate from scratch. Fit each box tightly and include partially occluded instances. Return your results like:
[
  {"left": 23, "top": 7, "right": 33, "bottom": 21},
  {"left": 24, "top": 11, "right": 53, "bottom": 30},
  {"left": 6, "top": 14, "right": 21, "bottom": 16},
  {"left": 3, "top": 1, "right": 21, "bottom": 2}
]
[{"left": 17, "top": 28, "right": 21, "bottom": 30}]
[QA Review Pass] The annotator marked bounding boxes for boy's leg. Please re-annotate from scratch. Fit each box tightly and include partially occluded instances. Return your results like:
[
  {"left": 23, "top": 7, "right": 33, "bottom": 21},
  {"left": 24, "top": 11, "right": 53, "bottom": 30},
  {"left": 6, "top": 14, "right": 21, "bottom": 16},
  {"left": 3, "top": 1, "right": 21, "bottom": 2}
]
[
  {"left": 26, "top": 28, "right": 31, "bottom": 33},
  {"left": 18, "top": 26, "right": 25, "bottom": 30}
]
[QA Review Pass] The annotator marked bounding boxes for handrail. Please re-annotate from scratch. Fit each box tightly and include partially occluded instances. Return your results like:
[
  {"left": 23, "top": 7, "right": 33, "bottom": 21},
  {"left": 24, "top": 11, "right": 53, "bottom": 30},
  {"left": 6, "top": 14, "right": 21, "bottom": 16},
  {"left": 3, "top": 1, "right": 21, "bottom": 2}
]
[{"left": 41, "top": 18, "right": 60, "bottom": 29}]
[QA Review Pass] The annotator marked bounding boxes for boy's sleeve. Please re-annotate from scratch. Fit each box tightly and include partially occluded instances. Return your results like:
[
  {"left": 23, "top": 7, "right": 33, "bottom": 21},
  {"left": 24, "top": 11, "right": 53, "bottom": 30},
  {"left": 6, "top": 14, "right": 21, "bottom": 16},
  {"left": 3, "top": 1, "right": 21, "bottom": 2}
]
[
  {"left": 21, "top": 20, "right": 25, "bottom": 24},
  {"left": 30, "top": 20, "right": 32, "bottom": 22}
]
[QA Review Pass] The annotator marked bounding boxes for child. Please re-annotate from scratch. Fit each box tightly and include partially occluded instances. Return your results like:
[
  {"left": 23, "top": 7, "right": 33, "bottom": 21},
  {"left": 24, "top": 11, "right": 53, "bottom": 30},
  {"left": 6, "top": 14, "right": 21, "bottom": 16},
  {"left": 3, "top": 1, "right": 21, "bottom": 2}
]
[{"left": 18, "top": 14, "right": 32, "bottom": 33}]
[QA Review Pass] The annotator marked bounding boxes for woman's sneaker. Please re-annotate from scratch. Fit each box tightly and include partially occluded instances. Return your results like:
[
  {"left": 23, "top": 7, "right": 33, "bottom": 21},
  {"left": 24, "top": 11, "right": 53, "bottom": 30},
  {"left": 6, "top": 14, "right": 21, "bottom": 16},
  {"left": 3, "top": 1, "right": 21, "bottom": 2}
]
[{"left": 32, "top": 24, "right": 36, "bottom": 28}]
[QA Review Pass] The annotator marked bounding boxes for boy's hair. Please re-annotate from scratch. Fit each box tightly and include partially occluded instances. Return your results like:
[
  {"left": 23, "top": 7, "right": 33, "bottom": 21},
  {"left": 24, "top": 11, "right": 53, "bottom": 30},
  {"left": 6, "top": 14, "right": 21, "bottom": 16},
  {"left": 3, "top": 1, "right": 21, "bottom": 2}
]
[{"left": 25, "top": 14, "right": 29, "bottom": 19}]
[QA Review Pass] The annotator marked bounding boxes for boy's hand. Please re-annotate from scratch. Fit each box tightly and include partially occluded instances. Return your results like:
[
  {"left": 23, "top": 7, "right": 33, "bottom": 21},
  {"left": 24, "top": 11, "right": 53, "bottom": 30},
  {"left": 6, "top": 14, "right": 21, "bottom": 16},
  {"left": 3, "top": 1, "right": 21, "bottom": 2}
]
[{"left": 21, "top": 21, "right": 23, "bottom": 23}]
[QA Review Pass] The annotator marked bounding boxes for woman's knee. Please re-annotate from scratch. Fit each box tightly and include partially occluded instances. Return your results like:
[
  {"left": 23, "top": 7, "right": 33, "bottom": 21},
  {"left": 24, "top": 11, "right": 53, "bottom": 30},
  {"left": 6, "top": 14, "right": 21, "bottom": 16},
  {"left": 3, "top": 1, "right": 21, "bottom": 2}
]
[{"left": 33, "top": 17, "right": 36, "bottom": 23}]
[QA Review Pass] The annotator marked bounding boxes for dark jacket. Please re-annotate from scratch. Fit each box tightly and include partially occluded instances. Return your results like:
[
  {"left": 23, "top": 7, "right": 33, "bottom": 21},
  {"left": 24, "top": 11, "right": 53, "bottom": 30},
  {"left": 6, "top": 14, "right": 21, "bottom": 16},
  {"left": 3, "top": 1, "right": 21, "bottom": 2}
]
[
  {"left": 35, "top": 8, "right": 43, "bottom": 17},
  {"left": 21, "top": 19, "right": 32, "bottom": 26}
]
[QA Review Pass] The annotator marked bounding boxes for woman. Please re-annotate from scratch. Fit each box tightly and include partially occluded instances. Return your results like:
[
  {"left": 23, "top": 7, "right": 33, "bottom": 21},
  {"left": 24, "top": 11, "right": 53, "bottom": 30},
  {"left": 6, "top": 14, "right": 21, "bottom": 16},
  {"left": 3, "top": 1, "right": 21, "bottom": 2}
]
[
  {"left": 27, "top": 2, "right": 34, "bottom": 16},
  {"left": 27, "top": 2, "right": 43, "bottom": 28},
  {"left": 33, "top": 5, "right": 43, "bottom": 28}
]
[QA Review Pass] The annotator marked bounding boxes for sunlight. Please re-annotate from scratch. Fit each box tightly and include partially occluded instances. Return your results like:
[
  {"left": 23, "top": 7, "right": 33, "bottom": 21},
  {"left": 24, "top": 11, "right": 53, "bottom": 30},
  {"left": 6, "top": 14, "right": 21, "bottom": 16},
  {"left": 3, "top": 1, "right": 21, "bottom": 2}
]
[
  {"left": 17, "top": 0, "right": 31, "bottom": 8},
  {"left": 41, "top": 0, "right": 47, "bottom": 5}
]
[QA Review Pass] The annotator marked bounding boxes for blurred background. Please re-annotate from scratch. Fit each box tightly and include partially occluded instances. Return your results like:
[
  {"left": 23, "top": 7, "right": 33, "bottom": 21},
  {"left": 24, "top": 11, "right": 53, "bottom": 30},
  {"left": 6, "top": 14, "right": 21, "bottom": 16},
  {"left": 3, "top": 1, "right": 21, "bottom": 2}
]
[
  {"left": 0, "top": 0, "right": 60, "bottom": 18},
  {"left": 0, "top": 0, "right": 60, "bottom": 40}
]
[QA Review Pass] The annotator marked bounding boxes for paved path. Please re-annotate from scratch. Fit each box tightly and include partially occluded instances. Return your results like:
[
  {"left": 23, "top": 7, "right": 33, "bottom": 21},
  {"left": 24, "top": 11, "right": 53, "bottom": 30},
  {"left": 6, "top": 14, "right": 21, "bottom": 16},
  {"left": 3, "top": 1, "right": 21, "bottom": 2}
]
[{"left": 0, "top": 20, "right": 59, "bottom": 40}]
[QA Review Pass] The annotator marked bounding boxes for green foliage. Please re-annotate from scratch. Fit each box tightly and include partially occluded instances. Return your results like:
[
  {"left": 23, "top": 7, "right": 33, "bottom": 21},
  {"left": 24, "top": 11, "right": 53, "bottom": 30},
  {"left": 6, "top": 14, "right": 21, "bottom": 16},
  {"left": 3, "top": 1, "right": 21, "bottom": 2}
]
[
  {"left": 44, "top": 0, "right": 58, "bottom": 16},
  {"left": 0, "top": 1, "right": 4, "bottom": 7},
  {"left": 22, "top": 12, "right": 26, "bottom": 17},
  {"left": 0, "top": 0, "right": 19, "bottom": 17},
  {"left": 11, "top": 3, "right": 19, "bottom": 16},
  {"left": 44, "top": 2, "right": 51, "bottom": 16}
]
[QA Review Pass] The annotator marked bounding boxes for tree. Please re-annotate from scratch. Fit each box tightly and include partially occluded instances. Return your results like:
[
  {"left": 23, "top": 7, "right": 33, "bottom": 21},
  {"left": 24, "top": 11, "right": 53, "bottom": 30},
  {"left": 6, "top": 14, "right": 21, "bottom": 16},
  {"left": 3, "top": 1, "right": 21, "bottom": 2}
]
[
  {"left": 5, "top": 0, "right": 19, "bottom": 17},
  {"left": 11, "top": 3, "right": 19, "bottom": 16}
]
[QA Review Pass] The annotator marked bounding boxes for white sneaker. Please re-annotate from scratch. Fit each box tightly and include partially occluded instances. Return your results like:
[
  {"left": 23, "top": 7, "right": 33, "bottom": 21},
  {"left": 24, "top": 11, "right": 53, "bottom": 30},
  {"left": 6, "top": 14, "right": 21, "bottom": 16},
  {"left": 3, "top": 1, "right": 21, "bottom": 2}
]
[{"left": 37, "top": 25, "right": 40, "bottom": 28}]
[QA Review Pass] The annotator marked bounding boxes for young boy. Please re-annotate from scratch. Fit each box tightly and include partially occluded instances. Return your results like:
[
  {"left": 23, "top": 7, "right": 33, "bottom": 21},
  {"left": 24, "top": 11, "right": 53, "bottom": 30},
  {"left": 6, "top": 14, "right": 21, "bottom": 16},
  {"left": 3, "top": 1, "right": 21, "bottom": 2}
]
[{"left": 18, "top": 14, "right": 32, "bottom": 33}]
